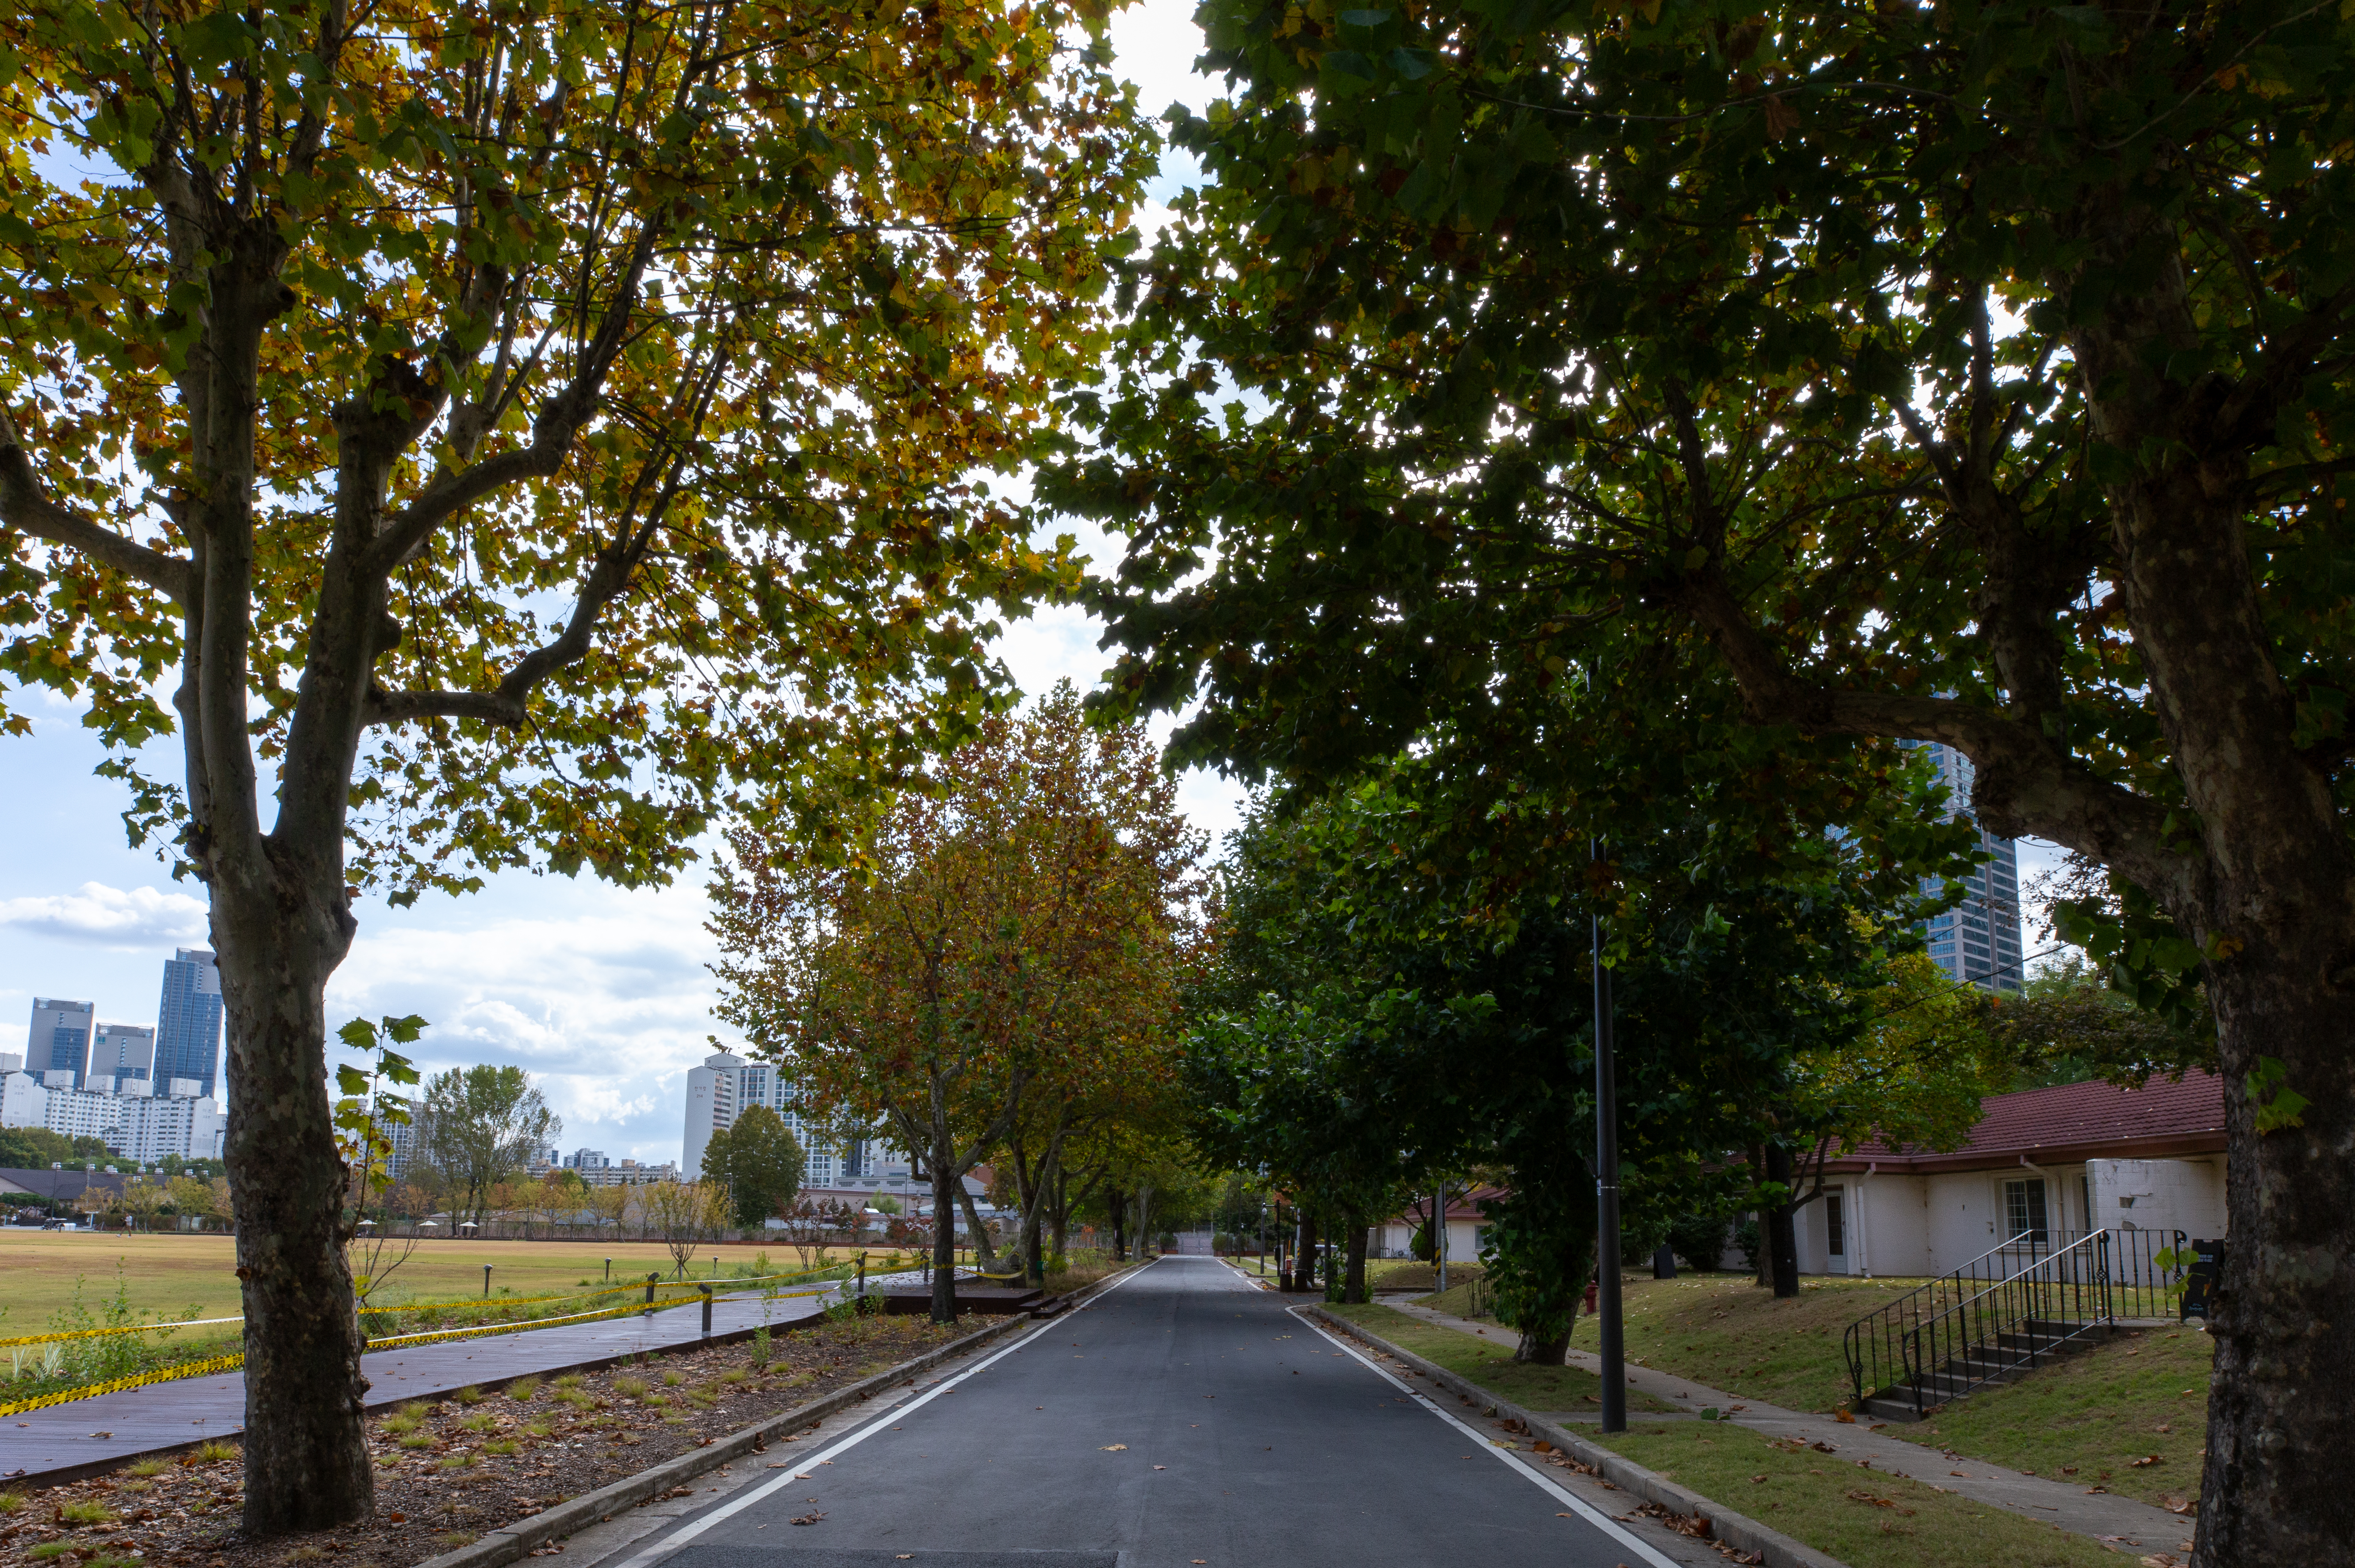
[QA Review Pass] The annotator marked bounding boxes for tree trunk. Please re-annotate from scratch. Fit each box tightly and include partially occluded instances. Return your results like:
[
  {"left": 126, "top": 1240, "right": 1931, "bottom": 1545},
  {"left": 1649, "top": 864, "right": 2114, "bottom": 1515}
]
[
  {"left": 1765, "top": 1144, "right": 1800, "bottom": 1300},
  {"left": 1289, "top": 1210, "right": 1317, "bottom": 1292},
  {"left": 1342, "top": 1210, "right": 1369, "bottom": 1304},
  {"left": 927, "top": 1158, "right": 960, "bottom": 1324},
  {"left": 217, "top": 897, "right": 372, "bottom": 1535},
  {"left": 1107, "top": 1189, "right": 1128, "bottom": 1261},
  {"left": 2196, "top": 951, "right": 2355, "bottom": 1563},
  {"left": 956, "top": 1182, "right": 996, "bottom": 1267}
]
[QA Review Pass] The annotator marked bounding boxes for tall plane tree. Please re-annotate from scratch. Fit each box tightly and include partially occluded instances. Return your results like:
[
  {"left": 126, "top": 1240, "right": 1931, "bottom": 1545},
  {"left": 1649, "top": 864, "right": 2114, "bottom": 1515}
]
[
  {"left": 1049, "top": 2, "right": 2352, "bottom": 1552},
  {"left": 710, "top": 685, "right": 1203, "bottom": 1320},
  {"left": 0, "top": 0, "right": 1147, "bottom": 1533}
]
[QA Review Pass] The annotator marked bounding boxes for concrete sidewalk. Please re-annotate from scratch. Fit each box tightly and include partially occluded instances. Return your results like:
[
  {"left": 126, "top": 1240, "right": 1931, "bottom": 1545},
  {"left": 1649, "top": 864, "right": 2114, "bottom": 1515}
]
[
  {"left": 1383, "top": 1298, "right": 2194, "bottom": 1557},
  {"left": 0, "top": 1284, "right": 854, "bottom": 1486}
]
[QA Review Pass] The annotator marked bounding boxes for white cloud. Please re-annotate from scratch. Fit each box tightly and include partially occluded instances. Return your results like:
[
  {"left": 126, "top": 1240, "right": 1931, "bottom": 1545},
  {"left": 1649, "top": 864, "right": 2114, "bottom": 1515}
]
[
  {"left": 325, "top": 882, "right": 728, "bottom": 1167},
  {"left": 0, "top": 881, "right": 209, "bottom": 947}
]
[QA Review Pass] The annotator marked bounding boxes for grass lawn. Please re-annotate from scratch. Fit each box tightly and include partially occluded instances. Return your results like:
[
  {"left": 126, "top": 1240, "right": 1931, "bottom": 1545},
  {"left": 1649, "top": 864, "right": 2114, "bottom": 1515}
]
[
  {"left": 1373, "top": 1260, "right": 1482, "bottom": 1293},
  {"left": 1897, "top": 1325, "right": 2213, "bottom": 1512},
  {"left": 1591, "top": 1420, "right": 2131, "bottom": 1568},
  {"left": 1550, "top": 1273, "right": 1938, "bottom": 1414},
  {"left": 1324, "top": 1303, "right": 1677, "bottom": 1415},
  {"left": 0, "top": 1232, "right": 880, "bottom": 1338}
]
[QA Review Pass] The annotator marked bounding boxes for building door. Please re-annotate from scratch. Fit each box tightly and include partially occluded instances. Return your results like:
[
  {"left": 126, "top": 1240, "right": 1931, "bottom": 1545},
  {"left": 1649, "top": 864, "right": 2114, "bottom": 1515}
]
[{"left": 1825, "top": 1189, "right": 1848, "bottom": 1275}]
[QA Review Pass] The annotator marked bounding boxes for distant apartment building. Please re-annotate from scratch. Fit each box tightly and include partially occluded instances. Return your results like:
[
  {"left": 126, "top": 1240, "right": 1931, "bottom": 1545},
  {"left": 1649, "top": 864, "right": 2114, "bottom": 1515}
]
[
  {"left": 572, "top": 1158, "right": 678, "bottom": 1187},
  {"left": 156, "top": 949, "right": 225, "bottom": 1099},
  {"left": 684, "top": 1049, "right": 882, "bottom": 1188},
  {"left": 109, "top": 1091, "right": 226, "bottom": 1165},
  {"left": 380, "top": 1094, "right": 419, "bottom": 1181},
  {"left": 26, "top": 999, "right": 94, "bottom": 1089},
  {"left": 1901, "top": 740, "right": 2025, "bottom": 994},
  {"left": 92, "top": 1023, "right": 157, "bottom": 1085},
  {"left": 0, "top": 1069, "right": 223, "bottom": 1163},
  {"left": 566, "top": 1149, "right": 611, "bottom": 1171}
]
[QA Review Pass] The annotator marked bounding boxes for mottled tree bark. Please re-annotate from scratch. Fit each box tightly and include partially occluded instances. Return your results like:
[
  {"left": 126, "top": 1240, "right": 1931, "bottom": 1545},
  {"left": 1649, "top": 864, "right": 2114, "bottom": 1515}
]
[
  {"left": 1289, "top": 1211, "right": 1318, "bottom": 1292},
  {"left": 1341, "top": 1210, "right": 1369, "bottom": 1303}
]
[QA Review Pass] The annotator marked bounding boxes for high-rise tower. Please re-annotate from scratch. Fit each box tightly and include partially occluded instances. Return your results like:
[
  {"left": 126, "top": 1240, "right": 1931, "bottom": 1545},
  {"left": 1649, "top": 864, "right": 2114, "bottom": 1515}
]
[
  {"left": 25, "top": 999, "right": 94, "bottom": 1088},
  {"left": 1903, "top": 741, "right": 2025, "bottom": 994},
  {"left": 155, "top": 949, "right": 225, "bottom": 1099}
]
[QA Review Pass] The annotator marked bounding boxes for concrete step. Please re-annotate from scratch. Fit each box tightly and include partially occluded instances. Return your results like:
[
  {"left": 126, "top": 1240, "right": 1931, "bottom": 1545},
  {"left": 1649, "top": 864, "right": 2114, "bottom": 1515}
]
[{"left": 1856, "top": 1393, "right": 1931, "bottom": 1423}]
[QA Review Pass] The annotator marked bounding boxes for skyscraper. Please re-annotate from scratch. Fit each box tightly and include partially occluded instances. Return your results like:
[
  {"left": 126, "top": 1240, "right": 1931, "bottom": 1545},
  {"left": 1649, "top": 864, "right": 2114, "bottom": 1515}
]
[
  {"left": 155, "top": 949, "right": 225, "bottom": 1100},
  {"left": 1903, "top": 740, "right": 2025, "bottom": 994},
  {"left": 92, "top": 1023, "right": 157, "bottom": 1086},
  {"left": 26, "top": 998, "right": 94, "bottom": 1088}
]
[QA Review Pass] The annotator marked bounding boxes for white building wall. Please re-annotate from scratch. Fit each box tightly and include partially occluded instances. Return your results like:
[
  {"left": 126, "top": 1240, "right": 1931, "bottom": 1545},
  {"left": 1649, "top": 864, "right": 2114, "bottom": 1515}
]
[
  {"left": 0, "top": 1071, "right": 48, "bottom": 1130},
  {"left": 2088, "top": 1158, "right": 2227, "bottom": 1243}
]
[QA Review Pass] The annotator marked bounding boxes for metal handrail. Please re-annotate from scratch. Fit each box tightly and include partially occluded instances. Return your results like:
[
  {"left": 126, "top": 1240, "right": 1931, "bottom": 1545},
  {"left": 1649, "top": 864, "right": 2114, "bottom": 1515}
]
[
  {"left": 1843, "top": 1225, "right": 2197, "bottom": 1414},
  {"left": 1898, "top": 1228, "right": 2110, "bottom": 1414},
  {"left": 1843, "top": 1228, "right": 2060, "bottom": 1407}
]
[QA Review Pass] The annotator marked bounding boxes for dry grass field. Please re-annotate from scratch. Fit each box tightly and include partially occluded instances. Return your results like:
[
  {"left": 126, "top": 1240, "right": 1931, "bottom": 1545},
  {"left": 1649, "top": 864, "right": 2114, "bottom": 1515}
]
[{"left": 0, "top": 1232, "right": 894, "bottom": 1338}]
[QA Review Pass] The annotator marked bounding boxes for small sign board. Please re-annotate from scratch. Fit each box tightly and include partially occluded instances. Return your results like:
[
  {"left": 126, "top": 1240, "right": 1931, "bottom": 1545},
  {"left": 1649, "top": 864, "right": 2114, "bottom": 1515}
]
[{"left": 2180, "top": 1237, "right": 2224, "bottom": 1321}]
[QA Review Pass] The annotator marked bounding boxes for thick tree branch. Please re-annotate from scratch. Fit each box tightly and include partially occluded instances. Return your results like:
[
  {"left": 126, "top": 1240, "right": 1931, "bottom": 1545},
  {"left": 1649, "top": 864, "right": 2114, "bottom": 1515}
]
[
  {"left": 359, "top": 225, "right": 661, "bottom": 580},
  {"left": 0, "top": 409, "right": 194, "bottom": 601},
  {"left": 1671, "top": 567, "right": 2199, "bottom": 906}
]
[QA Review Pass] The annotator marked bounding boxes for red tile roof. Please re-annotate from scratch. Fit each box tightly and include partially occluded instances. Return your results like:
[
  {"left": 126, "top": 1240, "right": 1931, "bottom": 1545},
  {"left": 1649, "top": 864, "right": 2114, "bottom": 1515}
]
[
  {"left": 1830, "top": 1071, "right": 2227, "bottom": 1172},
  {"left": 1384, "top": 1183, "right": 1509, "bottom": 1227}
]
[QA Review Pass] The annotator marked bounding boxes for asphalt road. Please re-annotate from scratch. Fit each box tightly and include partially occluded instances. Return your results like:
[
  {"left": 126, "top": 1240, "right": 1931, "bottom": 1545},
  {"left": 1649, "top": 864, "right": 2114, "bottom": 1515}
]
[{"left": 605, "top": 1256, "right": 1688, "bottom": 1568}]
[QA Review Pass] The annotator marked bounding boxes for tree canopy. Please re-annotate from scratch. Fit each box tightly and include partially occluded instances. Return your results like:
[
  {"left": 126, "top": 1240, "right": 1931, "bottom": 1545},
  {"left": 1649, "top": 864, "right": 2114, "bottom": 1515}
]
[
  {"left": 1045, "top": 2, "right": 2353, "bottom": 1552},
  {"left": 0, "top": 0, "right": 1153, "bottom": 1533},
  {"left": 702, "top": 1103, "right": 807, "bottom": 1229},
  {"left": 712, "top": 683, "right": 1205, "bottom": 1315}
]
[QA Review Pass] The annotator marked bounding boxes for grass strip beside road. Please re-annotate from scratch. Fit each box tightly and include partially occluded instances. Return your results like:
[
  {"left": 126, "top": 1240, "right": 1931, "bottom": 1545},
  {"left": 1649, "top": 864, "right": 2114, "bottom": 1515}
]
[
  {"left": 1560, "top": 1274, "right": 1939, "bottom": 1415},
  {"left": 1590, "top": 1421, "right": 2133, "bottom": 1568},
  {"left": 1897, "top": 1325, "right": 2213, "bottom": 1512},
  {"left": 1323, "top": 1303, "right": 1678, "bottom": 1415}
]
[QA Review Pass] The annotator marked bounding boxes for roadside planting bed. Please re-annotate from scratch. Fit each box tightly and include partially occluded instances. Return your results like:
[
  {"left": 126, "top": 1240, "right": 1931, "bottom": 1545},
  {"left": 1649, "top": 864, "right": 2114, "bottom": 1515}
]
[{"left": 0, "top": 1312, "right": 968, "bottom": 1568}]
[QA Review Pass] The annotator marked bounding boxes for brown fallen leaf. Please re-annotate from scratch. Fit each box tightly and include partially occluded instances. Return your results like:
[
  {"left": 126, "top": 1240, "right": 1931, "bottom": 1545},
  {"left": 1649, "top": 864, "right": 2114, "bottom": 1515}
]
[
  {"left": 1102, "top": 1443, "right": 1128, "bottom": 1451},
  {"left": 789, "top": 1513, "right": 825, "bottom": 1526},
  {"left": 2162, "top": 1496, "right": 2195, "bottom": 1515},
  {"left": 2131, "top": 1455, "right": 2163, "bottom": 1468},
  {"left": 1810, "top": 1441, "right": 1837, "bottom": 1453},
  {"left": 1749, "top": 1475, "right": 1767, "bottom": 1484},
  {"left": 1834, "top": 1409, "right": 1856, "bottom": 1424}
]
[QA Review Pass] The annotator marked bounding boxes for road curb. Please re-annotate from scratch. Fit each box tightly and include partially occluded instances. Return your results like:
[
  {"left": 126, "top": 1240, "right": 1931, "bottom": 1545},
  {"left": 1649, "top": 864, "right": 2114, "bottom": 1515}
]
[
  {"left": 1302, "top": 1305, "right": 1851, "bottom": 1568},
  {"left": 410, "top": 1264, "right": 1146, "bottom": 1568}
]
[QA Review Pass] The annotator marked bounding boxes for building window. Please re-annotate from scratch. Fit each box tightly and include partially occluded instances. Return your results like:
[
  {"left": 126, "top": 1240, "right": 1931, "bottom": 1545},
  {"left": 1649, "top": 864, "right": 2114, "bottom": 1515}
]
[
  {"left": 2003, "top": 1178, "right": 2049, "bottom": 1246},
  {"left": 1826, "top": 1192, "right": 1846, "bottom": 1258}
]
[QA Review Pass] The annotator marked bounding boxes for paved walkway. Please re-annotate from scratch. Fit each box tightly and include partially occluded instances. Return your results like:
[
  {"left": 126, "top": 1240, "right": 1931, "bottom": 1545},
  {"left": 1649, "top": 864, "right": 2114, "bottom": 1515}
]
[
  {"left": 0, "top": 1281, "right": 876, "bottom": 1484},
  {"left": 1383, "top": 1298, "right": 2193, "bottom": 1556}
]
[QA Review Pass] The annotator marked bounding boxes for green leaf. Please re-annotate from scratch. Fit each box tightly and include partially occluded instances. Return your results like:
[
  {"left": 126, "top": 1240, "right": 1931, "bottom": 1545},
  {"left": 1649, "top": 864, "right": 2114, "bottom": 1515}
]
[{"left": 2247, "top": 1056, "right": 2309, "bottom": 1135}]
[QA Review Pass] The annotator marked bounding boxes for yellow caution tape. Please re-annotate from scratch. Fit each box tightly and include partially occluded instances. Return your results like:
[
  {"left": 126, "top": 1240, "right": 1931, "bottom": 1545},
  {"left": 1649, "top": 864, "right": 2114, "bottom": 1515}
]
[
  {"left": 0, "top": 1352, "right": 247, "bottom": 1419},
  {"left": 0, "top": 1279, "right": 844, "bottom": 1418},
  {"left": 0, "top": 1316, "right": 245, "bottom": 1350}
]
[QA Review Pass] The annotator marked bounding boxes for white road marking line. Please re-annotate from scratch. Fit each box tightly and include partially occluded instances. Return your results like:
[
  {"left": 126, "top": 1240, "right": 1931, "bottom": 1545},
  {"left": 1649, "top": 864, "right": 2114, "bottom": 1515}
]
[
  {"left": 1289, "top": 1307, "right": 1683, "bottom": 1568},
  {"left": 609, "top": 1258, "right": 1167, "bottom": 1568}
]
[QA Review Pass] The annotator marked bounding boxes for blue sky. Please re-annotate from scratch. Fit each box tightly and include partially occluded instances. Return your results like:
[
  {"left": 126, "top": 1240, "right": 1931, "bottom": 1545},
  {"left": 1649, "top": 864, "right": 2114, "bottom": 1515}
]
[{"left": 0, "top": 0, "right": 2062, "bottom": 1166}]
